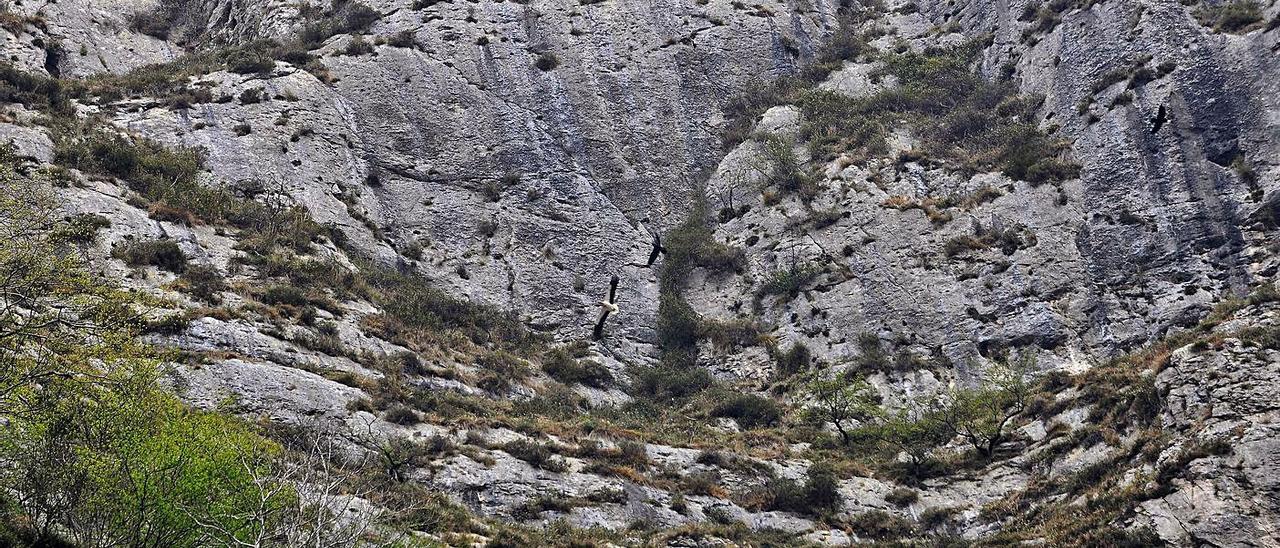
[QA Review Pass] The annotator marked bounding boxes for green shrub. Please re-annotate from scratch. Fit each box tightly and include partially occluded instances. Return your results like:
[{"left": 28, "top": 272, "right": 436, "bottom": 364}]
[
  {"left": 534, "top": 52, "right": 560, "bottom": 71},
  {"left": 759, "top": 462, "right": 841, "bottom": 516},
  {"left": 710, "top": 392, "right": 782, "bottom": 429},
  {"left": 383, "top": 405, "right": 420, "bottom": 425},
  {"left": 0, "top": 62, "right": 73, "bottom": 114},
  {"left": 700, "top": 317, "right": 761, "bottom": 350},
  {"left": 226, "top": 49, "right": 275, "bottom": 74},
  {"left": 261, "top": 285, "right": 309, "bottom": 307},
  {"left": 797, "top": 41, "right": 1078, "bottom": 184},
  {"left": 178, "top": 264, "right": 227, "bottom": 303},
  {"left": 362, "top": 262, "right": 533, "bottom": 348},
  {"left": 52, "top": 213, "right": 111, "bottom": 244},
  {"left": 55, "top": 131, "right": 203, "bottom": 197},
  {"left": 756, "top": 262, "right": 821, "bottom": 301},
  {"left": 758, "top": 135, "right": 819, "bottom": 201},
  {"left": 850, "top": 510, "right": 914, "bottom": 540},
  {"left": 1196, "top": 0, "right": 1263, "bottom": 33},
  {"left": 656, "top": 290, "right": 701, "bottom": 362},
  {"left": 341, "top": 35, "right": 375, "bottom": 56},
  {"left": 502, "top": 439, "right": 567, "bottom": 472},
  {"left": 661, "top": 200, "right": 746, "bottom": 288},
  {"left": 680, "top": 470, "right": 721, "bottom": 496},
  {"left": 885, "top": 487, "right": 918, "bottom": 506},
  {"left": 774, "top": 343, "right": 812, "bottom": 377},
  {"left": 112, "top": 239, "right": 188, "bottom": 272},
  {"left": 542, "top": 343, "right": 612, "bottom": 388},
  {"left": 629, "top": 363, "right": 714, "bottom": 402},
  {"left": 918, "top": 505, "right": 959, "bottom": 528}
]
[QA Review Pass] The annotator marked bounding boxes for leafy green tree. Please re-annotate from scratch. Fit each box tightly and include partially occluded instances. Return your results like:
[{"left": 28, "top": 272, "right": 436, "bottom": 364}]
[
  {"left": 804, "top": 373, "right": 880, "bottom": 444},
  {"left": 0, "top": 147, "right": 295, "bottom": 546},
  {"left": 935, "top": 357, "right": 1033, "bottom": 457},
  {"left": 855, "top": 401, "right": 951, "bottom": 468}
]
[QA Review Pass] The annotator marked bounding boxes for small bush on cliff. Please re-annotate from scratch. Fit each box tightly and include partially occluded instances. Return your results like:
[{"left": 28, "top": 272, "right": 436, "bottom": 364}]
[
  {"left": 710, "top": 392, "right": 783, "bottom": 429},
  {"left": 543, "top": 342, "right": 612, "bottom": 388},
  {"left": 113, "top": 239, "right": 188, "bottom": 273},
  {"left": 798, "top": 41, "right": 1079, "bottom": 184},
  {"left": 756, "top": 462, "right": 842, "bottom": 516},
  {"left": 1195, "top": 0, "right": 1264, "bottom": 33}
]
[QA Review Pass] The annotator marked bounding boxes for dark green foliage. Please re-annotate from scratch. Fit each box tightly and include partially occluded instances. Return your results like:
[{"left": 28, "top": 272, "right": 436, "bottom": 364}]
[
  {"left": 719, "top": 18, "right": 877, "bottom": 147},
  {"left": 850, "top": 510, "right": 915, "bottom": 540},
  {"left": 660, "top": 200, "right": 745, "bottom": 289},
  {"left": 52, "top": 213, "right": 111, "bottom": 244},
  {"left": 112, "top": 239, "right": 188, "bottom": 273},
  {"left": 798, "top": 42, "right": 1079, "bottom": 184},
  {"left": 179, "top": 265, "right": 227, "bottom": 303},
  {"left": 226, "top": 49, "right": 276, "bottom": 74},
  {"left": 0, "top": 62, "right": 72, "bottom": 114},
  {"left": 299, "top": 0, "right": 382, "bottom": 48},
  {"left": 656, "top": 290, "right": 701, "bottom": 365},
  {"left": 774, "top": 342, "right": 812, "bottom": 377},
  {"left": 628, "top": 363, "right": 714, "bottom": 402},
  {"left": 56, "top": 130, "right": 326, "bottom": 256},
  {"left": 885, "top": 487, "right": 919, "bottom": 506},
  {"left": 502, "top": 440, "right": 567, "bottom": 472},
  {"left": 756, "top": 262, "right": 821, "bottom": 301},
  {"left": 55, "top": 131, "right": 203, "bottom": 196},
  {"left": 943, "top": 220, "right": 1037, "bottom": 257},
  {"left": 383, "top": 405, "right": 420, "bottom": 425},
  {"left": 362, "top": 263, "right": 533, "bottom": 348},
  {"left": 542, "top": 343, "right": 612, "bottom": 388},
  {"left": 758, "top": 135, "right": 819, "bottom": 201},
  {"left": 757, "top": 462, "right": 842, "bottom": 516},
  {"left": 710, "top": 392, "right": 782, "bottom": 429},
  {"left": 534, "top": 52, "right": 560, "bottom": 71},
  {"left": 261, "top": 285, "right": 310, "bottom": 307},
  {"left": 1195, "top": 0, "right": 1264, "bottom": 33},
  {"left": 341, "top": 35, "right": 375, "bottom": 56}
]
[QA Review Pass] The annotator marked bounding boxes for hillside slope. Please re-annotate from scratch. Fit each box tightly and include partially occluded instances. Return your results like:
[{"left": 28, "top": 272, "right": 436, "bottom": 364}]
[{"left": 0, "top": 0, "right": 1277, "bottom": 544}]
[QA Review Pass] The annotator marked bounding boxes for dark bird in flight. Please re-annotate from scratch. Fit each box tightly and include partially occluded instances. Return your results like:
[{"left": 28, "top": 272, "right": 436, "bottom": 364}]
[
  {"left": 645, "top": 233, "right": 667, "bottom": 266},
  {"left": 593, "top": 274, "right": 620, "bottom": 341},
  {"left": 1151, "top": 104, "right": 1167, "bottom": 134}
]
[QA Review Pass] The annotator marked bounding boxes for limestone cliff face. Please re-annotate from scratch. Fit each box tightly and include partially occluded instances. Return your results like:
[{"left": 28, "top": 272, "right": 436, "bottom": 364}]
[
  {"left": 688, "top": 0, "right": 1280, "bottom": 386},
  {"left": 70, "top": 0, "right": 838, "bottom": 364},
  {"left": 3, "top": 0, "right": 1280, "bottom": 543}
]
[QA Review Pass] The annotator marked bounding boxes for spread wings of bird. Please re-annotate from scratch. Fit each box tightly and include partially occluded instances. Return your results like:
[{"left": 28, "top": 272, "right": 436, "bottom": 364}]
[
  {"left": 646, "top": 233, "right": 666, "bottom": 266},
  {"left": 593, "top": 274, "right": 620, "bottom": 340}
]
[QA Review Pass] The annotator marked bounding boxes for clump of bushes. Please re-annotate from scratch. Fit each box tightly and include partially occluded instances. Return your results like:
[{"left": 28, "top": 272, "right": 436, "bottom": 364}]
[
  {"left": 1195, "top": 0, "right": 1264, "bottom": 33},
  {"left": 361, "top": 262, "right": 534, "bottom": 349},
  {"left": 341, "top": 35, "right": 375, "bottom": 56},
  {"left": 112, "top": 239, "right": 188, "bottom": 272},
  {"left": 660, "top": 200, "right": 746, "bottom": 289},
  {"left": 774, "top": 342, "right": 812, "bottom": 377},
  {"left": 542, "top": 342, "right": 612, "bottom": 388},
  {"left": 797, "top": 41, "right": 1080, "bottom": 184},
  {"left": 178, "top": 264, "right": 228, "bottom": 303},
  {"left": 534, "top": 52, "right": 560, "bottom": 71},
  {"left": 55, "top": 130, "right": 203, "bottom": 197},
  {"left": 52, "top": 213, "right": 111, "bottom": 244},
  {"left": 502, "top": 439, "right": 568, "bottom": 472},
  {"left": 755, "top": 463, "right": 842, "bottom": 516},
  {"left": 943, "top": 219, "right": 1037, "bottom": 258},
  {"left": 756, "top": 261, "right": 821, "bottom": 301},
  {"left": 710, "top": 392, "right": 783, "bottom": 429},
  {"left": 628, "top": 362, "right": 714, "bottom": 402},
  {"left": 260, "top": 285, "right": 310, "bottom": 307},
  {"left": 885, "top": 487, "right": 919, "bottom": 506},
  {"left": 383, "top": 404, "right": 420, "bottom": 425},
  {"left": 757, "top": 135, "right": 819, "bottom": 201},
  {"left": 850, "top": 510, "right": 915, "bottom": 540}
]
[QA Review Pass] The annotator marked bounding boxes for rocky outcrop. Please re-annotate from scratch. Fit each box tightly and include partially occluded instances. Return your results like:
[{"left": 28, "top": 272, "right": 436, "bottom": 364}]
[
  {"left": 686, "top": 0, "right": 1280, "bottom": 385},
  {"left": 5, "top": 0, "right": 1280, "bottom": 543}
]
